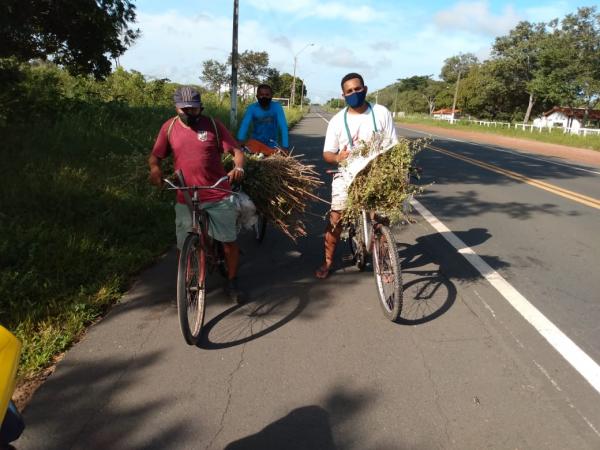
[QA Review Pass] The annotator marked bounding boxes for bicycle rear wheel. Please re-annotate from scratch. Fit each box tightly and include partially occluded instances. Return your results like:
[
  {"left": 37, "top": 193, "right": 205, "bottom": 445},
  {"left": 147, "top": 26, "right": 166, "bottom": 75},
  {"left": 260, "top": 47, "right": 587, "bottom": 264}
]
[
  {"left": 371, "top": 225, "right": 403, "bottom": 321},
  {"left": 177, "top": 233, "right": 206, "bottom": 345}
]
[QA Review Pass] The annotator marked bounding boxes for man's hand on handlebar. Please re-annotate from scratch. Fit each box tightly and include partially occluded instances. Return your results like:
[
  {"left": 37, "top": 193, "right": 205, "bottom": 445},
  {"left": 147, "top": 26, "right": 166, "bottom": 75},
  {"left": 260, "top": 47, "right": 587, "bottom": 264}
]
[{"left": 228, "top": 166, "right": 245, "bottom": 183}]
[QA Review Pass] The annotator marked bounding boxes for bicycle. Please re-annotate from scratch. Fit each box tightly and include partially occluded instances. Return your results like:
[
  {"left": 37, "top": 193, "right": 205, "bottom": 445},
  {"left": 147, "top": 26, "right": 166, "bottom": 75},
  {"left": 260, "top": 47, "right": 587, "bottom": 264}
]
[
  {"left": 164, "top": 171, "right": 235, "bottom": 345},
  {"left": 330, "top": 166, "right": 422, "bottom": 322}
]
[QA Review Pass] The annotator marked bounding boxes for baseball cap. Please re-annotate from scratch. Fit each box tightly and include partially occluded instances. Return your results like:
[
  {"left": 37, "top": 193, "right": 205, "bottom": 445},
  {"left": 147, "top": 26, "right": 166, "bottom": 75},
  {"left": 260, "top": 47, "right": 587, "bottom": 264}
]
[{"left": 173, "top": 86, "right": 202, "bottom": 108}]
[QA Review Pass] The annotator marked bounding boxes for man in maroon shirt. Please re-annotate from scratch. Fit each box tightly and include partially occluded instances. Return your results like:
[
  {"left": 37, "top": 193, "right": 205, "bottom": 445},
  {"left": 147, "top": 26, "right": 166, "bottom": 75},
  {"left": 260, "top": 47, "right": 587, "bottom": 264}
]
[{"left": 148, "top": 86, "right": 245, "bottom": 302}]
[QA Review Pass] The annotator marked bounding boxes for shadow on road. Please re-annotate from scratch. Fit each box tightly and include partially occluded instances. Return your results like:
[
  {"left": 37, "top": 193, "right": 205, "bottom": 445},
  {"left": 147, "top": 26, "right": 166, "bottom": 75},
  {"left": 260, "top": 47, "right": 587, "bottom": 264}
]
[
  {"left": 199, "top": 280, "right": 312, "bottom": 350},
  {"left": 391, "top": 226, "right": 509, "bottom": 325},
  {"left": 224, "top": 385, "right": 376, "bottom": 450},
  {"left": 421, "top": 189, "right": 578, "bottom": 220},
  {"left": 18, "top": 351, "right": 193, "bottom": 450}
]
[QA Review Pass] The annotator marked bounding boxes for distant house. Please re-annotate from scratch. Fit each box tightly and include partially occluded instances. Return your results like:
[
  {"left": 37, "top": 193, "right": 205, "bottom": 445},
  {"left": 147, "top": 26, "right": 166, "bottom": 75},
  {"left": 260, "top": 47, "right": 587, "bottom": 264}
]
[
  {"left": 432, "top": 108, "right": 461, "bottom": 120},
  {"left": 533, "top": 106, "right": 600, "bottom": 130}
]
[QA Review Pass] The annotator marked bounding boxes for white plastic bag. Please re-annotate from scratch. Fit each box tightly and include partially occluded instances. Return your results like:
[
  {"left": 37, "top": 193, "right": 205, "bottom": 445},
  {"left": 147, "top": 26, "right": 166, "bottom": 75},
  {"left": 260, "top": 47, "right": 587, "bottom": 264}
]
[{"left": 234, "top": 191, "right": 258, "bottom": 231}]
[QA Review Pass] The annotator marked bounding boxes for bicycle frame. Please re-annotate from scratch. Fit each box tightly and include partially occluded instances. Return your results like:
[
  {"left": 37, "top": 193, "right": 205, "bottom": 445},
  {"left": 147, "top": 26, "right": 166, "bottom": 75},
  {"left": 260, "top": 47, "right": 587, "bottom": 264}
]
[
  {"left": 164, "top": 174, "right": 233, "bottom": 267},
  {"left": 348, "top": 209, "right": 381, "bottom": 254}
]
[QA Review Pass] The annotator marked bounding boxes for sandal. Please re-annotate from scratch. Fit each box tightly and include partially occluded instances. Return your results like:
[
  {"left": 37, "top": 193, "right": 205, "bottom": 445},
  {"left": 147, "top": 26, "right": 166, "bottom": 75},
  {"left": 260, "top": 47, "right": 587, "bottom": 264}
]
[{"left": 315, "top": 264, "right": 331, "bottom": 279}]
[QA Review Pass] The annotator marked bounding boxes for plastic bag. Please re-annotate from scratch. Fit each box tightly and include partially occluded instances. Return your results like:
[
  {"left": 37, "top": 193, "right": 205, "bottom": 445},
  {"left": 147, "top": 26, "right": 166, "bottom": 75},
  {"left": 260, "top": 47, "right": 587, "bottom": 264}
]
[{"left": 234, "top": 191, "right": 258, "bottom": 231}]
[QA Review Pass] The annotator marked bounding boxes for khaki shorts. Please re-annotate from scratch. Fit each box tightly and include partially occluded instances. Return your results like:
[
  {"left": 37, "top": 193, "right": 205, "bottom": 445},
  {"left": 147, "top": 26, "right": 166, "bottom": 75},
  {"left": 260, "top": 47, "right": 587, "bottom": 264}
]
[
  {"left": 174, "top": 196, "right": 238, "bottom": 249},
  {"left": 330, "top": 172, "right": 352, "bottom": 211}
]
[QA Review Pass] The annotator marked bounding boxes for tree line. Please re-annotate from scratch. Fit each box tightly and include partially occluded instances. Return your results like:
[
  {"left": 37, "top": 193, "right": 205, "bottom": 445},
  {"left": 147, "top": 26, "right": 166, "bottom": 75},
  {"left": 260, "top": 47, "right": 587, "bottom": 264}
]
[
  {"left": 327, "top": 6, "right": 600, "bottom": 125},
  {"left": 200, "top": 50, "right": 308, "bottom": 105}
]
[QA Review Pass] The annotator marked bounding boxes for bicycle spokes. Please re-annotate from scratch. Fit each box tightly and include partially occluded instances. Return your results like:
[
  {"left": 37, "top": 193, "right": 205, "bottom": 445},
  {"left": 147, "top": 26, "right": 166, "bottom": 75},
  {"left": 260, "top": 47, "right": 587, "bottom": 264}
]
[
  {"left": 184, "top": 241, "right": 205, "bottom": 336},
  {"left": 372, "top": 227, "right": 403, "bottom": 321}
]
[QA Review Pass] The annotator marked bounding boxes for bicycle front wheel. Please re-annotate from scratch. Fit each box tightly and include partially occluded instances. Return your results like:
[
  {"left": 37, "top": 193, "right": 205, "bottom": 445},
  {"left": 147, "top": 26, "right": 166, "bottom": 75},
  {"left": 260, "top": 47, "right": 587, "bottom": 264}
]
[
  {"left": 371, "top": 225, "right": 403, "bottom": 321},
  {"left": 177, "top": 233, "right": 206, "bottom": 345},
  {"left": 347, "top": 220, "right": 366, "bottom": 271}
]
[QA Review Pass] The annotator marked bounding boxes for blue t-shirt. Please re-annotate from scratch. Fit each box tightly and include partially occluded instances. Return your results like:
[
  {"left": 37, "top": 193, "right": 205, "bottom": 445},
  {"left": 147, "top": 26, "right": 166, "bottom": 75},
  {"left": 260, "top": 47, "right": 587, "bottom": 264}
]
[{"left": 237, "top": 101, "right": 289, "bottom": 148}]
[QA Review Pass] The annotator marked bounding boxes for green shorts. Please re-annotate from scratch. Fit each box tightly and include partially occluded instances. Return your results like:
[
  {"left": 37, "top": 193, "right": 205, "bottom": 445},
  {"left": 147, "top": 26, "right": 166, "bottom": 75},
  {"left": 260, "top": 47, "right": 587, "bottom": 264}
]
[{"left": 174, "top": 196, "right": 238, "bottom": 249}]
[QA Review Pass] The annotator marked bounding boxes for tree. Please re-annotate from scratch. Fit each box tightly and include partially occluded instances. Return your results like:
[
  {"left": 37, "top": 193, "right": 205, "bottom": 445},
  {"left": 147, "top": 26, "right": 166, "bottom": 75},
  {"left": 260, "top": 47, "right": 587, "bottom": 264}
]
[
  {"left": 440, "top": 53, "right": 479, "bottom": 120},
  {"left": 277, "top": 73, "right": 305, "bottom": 105},
  {"left": 440, "top": 53, "right": 479, "bottom": 83},
  {"left": 0, "top": 0, "right": 139, "bottom": 78},
  {"left": 264, "top": 68, "right": 283, "bottom": 96},
  {"left": 396, "top": 90, "right": 428, "bottom": 114},
  {"left": 397, "top": 75, "right": 430, "bottom": 92},
  {"left": 229, "top": 50, "right": 270, "bottom": 98},
  {"left": 492, "top": 21, "right": 549, "bottom": 123},
  {"left": 559, "top": 7, "right": 600, "bottom": 123},
  {"left": 421, "top": 80, "right": 447, "bottom": 114},
  {"left": 397, "top": 76, "right": 447, "bottom": 114},
  {"left": 200, "top": 59, "right": 229, "bottom": 100},
  {"left": 326, "top": 98, "right": 345, "bottom": 109}
]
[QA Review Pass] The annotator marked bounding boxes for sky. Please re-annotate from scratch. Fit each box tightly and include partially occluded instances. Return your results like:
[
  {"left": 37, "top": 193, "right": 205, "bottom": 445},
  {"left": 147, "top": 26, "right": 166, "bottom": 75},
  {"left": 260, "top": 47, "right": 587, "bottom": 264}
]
[{"left": 119, "top": 0, "right": 583, "bottom": 104}]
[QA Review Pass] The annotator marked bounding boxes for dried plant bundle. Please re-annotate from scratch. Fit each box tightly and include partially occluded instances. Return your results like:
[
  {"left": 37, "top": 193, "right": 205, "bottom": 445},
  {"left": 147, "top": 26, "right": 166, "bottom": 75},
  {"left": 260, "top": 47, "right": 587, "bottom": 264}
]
[
  {"left": 224, "top": 153, "right": 324, "bottom": 240},
  {"left": 344, "top": 137, "right": 427, "bottom": 223}
]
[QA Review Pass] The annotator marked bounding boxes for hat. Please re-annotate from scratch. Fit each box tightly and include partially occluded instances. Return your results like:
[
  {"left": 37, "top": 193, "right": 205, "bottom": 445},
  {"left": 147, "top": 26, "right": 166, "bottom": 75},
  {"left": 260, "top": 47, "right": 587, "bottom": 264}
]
[{"left": 174, "top": 86, "right": 202, "bottom": 108}]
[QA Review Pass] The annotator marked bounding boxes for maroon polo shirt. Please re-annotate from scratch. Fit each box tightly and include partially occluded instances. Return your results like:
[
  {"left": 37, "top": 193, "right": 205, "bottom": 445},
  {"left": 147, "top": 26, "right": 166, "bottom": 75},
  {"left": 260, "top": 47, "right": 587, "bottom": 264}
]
[{"left": 152, "top": 116, "right": 238, "bottom": 203}]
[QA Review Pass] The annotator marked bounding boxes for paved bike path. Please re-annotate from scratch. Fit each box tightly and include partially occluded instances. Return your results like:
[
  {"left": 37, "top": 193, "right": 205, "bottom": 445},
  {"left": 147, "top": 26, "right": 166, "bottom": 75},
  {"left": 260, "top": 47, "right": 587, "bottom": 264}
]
[{"left": 17, "top": 111, "right": 598, "bottom": 449}]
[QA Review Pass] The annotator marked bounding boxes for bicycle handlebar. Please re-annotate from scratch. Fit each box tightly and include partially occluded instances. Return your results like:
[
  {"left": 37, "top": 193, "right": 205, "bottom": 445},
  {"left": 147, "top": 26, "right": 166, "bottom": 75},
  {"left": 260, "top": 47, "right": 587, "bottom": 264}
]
[{"left": 163, "top": 175, "right": 232, "bottom": 193}]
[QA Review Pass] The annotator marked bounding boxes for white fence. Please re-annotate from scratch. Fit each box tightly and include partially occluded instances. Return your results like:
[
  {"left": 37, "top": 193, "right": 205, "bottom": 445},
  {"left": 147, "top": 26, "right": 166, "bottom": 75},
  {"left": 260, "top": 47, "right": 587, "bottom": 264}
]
[
  {"left": 566, "top": 127, "right": 600, "bottom": 136},
  {"left": 434, "top": 117, "right": 600, "bottom": 136}
]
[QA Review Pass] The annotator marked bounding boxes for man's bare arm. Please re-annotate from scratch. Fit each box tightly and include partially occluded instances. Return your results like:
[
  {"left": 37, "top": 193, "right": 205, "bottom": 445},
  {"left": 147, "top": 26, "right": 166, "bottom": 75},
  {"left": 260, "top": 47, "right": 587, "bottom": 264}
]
[
  {"left": 323, "top": 145, "right": 349, "bottom": 165},
  {"left": 148, "top": 154, "right": 163, "bottom": 186},
  {"left": 227, "top": 148, "right": 245, "bottom": 183}
]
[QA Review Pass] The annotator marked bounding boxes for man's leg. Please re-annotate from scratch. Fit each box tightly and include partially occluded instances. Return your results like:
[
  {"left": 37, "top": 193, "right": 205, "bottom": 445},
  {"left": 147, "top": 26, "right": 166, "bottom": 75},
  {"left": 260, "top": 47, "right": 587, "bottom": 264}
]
[
  {"left": 222, "top": 241, "right": 239, "bottom": 280},
  {"left": 316, "top": 173, "right": 348, "bottom": 279},
  {"left": 315, "top": 210, "right": 342, "bottom": 279},
  {"left": 175, "top": 203, "right": 192, "bottom": 264},
  {"left": 202, "top": 196, "right": 243, "bottom": 302}
]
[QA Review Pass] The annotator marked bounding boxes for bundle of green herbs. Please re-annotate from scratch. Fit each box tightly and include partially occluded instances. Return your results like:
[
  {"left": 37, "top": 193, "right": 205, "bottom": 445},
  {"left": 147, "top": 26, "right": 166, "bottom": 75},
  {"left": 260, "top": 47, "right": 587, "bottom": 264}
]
[
  {"left": 343, "top": 136, "right": 428, "bottom": 223},
  {"left": 224, "top": 153, "right": 324, "bottom": 240}
]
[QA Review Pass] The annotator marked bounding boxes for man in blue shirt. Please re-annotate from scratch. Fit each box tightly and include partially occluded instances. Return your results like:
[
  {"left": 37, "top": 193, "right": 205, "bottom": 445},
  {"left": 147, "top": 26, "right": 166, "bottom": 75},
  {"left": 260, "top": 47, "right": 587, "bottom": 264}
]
[{"left": 237, "top": 84, "right": 289, "bottom": 150}]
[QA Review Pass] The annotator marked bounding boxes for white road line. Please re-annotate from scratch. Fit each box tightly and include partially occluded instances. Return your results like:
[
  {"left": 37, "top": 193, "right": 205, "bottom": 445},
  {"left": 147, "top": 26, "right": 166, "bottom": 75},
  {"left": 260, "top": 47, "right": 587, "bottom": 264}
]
[
  {"left": 317, "top": 112, "right": 331, "bottom": 124},
  {"left": 396, "top": 125, "right": 600, "bottom": 175},
  {"left": 411, "top": 198, "right": 600, "bottom": 396}
]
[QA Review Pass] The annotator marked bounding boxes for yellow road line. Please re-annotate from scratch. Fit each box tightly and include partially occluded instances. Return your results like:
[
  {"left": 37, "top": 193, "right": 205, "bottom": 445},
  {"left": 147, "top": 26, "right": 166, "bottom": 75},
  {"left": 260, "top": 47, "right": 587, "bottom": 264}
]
[{"left": 428, "top": 144, "right": 600, "bottom": 210}]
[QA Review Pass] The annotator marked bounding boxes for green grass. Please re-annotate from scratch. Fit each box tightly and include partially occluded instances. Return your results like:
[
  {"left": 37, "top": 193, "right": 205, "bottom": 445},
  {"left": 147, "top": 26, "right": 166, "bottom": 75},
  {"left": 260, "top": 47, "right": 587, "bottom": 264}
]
[
  {"left": 285, "top": 106, "right": 305, "bottom": 129},
  {"left": 397, "top": 115, "right": 600, "bottom": 151},
  {"left": 0, "top": 100, "right": 305, "bottom": 379}
]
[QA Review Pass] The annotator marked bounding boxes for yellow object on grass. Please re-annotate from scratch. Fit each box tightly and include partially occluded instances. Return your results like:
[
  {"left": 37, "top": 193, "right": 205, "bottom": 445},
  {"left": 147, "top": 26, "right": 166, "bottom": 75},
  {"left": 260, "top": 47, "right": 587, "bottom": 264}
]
[{"left": 0, "top": 326, "right": 21, "bottom": 423}]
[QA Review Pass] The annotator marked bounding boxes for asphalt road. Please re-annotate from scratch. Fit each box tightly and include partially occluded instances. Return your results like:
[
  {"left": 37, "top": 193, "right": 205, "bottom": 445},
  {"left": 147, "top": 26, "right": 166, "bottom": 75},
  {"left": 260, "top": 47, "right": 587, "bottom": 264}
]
[{"left": 17, "top": 109, "right": 600, "bottom": 449}]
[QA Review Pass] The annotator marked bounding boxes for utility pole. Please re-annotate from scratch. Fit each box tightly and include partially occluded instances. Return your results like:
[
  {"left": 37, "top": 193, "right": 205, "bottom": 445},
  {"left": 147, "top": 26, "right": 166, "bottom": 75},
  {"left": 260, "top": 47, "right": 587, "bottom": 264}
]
[
  {"left": 230, "top": 0, "right": 239, "bottom": 129},
  {"left": 300, "top": 79, "right": 305, "bottom": 109},
  {"left": 291, "top": 43, "right": 314, "bottom": 107},
  {"left": 291, "top": 55, "right": 298, "bottom": 107}
]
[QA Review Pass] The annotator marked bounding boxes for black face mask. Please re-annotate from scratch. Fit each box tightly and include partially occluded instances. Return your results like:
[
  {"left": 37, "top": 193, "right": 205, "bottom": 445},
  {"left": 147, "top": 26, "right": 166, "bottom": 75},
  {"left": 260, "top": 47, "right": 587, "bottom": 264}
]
[
  {"left": 178, "top": 112, "right": 200, "bottom": 126},
  {"left": 258, "top": 97, "right": 272, "bottom": 108}
]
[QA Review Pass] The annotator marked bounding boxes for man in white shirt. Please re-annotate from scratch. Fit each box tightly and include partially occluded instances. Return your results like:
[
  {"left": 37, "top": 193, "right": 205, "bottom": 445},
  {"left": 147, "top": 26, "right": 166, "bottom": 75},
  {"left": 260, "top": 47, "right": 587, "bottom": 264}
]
[{"left": 316, "top": 72, "right": 398, "bottom": 279}]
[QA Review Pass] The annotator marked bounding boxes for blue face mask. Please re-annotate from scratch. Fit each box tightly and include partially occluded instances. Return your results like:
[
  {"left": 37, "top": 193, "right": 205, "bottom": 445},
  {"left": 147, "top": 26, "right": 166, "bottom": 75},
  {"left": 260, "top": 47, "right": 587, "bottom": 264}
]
[{"left": 344, "top": 90, "right": 367, "bottom": 108}]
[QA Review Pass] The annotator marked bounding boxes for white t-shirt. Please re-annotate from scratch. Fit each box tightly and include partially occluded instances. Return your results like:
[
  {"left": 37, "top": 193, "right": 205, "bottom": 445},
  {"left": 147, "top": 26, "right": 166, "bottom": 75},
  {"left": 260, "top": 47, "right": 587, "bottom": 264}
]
[{"left": 323, "top": 103, "right": 398, "bottom": 154}]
